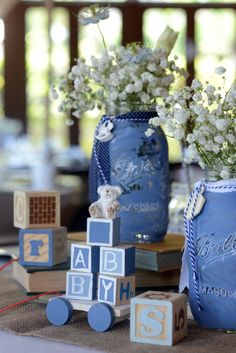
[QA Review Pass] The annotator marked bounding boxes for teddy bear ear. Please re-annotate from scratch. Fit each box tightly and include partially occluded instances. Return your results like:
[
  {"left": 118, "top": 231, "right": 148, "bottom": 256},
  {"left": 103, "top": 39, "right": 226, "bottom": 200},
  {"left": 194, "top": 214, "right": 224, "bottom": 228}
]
[
  {"left": 97, "top": 185, "right": 105, "bottom": 195},
  {"left": 114, "top": 186, "right": 122, "bottom": 197}
]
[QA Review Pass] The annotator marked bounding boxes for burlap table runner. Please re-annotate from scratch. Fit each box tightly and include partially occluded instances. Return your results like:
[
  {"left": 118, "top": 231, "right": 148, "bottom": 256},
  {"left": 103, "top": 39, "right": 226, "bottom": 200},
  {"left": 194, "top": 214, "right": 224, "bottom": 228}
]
[{"left": 0, "top": 271, "right": 236, "bottom": 353}]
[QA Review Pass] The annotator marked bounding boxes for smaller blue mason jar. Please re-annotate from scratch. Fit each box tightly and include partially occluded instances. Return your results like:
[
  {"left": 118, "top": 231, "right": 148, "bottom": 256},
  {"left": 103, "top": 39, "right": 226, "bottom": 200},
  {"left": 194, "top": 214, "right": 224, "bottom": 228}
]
[{"left": 89, "top": 109, "right": 169, "bottom": 243}]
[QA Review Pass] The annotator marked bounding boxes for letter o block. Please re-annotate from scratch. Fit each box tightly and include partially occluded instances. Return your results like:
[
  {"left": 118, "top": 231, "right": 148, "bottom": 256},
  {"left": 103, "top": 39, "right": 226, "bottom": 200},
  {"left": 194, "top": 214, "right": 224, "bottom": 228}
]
[
  {"left": 130, "top": 291, "right": 187, "bottom": 346},
  {"left": 19, "top": 227, "right": 67, "bottom": 267}
]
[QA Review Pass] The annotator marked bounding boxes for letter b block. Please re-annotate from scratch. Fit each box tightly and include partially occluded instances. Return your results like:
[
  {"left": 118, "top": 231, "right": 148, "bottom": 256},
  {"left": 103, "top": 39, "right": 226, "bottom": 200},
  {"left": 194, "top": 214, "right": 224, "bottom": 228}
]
[
  {"left": 66, "top": 271, "right": 97, "bottom": 300},
  {"left": 87, "top": 218, "right": 120, "bottom": 247},
  {"left": 100, "top": 245, "right": 135, "bottom": 276},
  {"left": 71, "top": 243, "right": 99, "bottom": 273},
  {"left": 98, "top": 274, "right": 135, "bottom": 305},
  {"left": 130, "top": 291, "right": 187, "bottom": 346},
  {"left": 19, "top": 227, "right": 67, "bottom": 267}
]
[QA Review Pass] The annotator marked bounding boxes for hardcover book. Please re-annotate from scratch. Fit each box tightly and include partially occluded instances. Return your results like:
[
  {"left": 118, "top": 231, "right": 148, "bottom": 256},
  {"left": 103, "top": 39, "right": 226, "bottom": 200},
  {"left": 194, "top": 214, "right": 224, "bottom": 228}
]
[
  {"left": 12, "top": 259, "right": 70, "bottom": 294},
  {"left": 135, "top": 234, "right": 184, "bottom": 272}
]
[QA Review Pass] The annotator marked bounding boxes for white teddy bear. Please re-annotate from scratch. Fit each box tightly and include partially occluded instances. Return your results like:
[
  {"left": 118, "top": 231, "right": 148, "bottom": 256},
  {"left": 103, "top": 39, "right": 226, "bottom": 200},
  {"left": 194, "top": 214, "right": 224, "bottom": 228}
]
[{"left": 89, "top": 185, "right": 122, "bottom": 219}]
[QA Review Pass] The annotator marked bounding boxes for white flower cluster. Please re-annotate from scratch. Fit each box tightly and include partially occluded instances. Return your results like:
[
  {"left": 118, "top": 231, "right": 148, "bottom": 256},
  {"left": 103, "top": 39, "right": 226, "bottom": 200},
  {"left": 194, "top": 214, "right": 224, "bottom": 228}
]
[
  {"left": 147, "top": 67, "right": 236, "bottom": 178},
  {"left": 56, "top": 44, "right": 185, "bottom": 117},
  {"left": 78, "top": 5, "right": 109, "bottom": 26}
]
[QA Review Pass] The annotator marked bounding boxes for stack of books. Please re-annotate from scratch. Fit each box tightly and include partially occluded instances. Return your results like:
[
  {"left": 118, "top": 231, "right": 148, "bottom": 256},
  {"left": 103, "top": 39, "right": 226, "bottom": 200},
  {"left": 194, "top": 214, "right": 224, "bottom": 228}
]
[{"left": 134, "top": 233, "right": 184, "bottom": 288}]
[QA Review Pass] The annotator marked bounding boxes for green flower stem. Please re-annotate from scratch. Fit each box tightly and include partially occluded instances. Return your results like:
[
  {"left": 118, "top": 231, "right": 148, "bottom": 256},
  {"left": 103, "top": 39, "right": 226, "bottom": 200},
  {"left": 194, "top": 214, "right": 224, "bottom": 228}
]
[{"left": 97, "top": 23, "right": 107, "bottom": 49}]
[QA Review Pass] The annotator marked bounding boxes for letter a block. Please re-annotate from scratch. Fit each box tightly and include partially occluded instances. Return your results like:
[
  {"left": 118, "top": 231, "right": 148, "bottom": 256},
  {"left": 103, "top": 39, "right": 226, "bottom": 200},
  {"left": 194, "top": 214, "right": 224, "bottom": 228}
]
[
  {"left": 100, "top": 245, "right": 135, "bottom": 276},
  {"left": 87, "top": 218, "right": 120, "bottom": 247},
  {"left": 98, "top": 274, "right": 135, "bottom": 305},
  {"left": 71, "top": 243, "right": 100, "bottom": 273},
  {"left": 14, "top": 190, "right": 60, "bottom": 229},
  {"left": 130, "top": 291, "right": 187, "bottom": 346},
  {"left": 66, "top": 271, "right": 97, "bottom": 300},
  {"left": 19, "top": 227, "right": 67, "bottom": 267}
]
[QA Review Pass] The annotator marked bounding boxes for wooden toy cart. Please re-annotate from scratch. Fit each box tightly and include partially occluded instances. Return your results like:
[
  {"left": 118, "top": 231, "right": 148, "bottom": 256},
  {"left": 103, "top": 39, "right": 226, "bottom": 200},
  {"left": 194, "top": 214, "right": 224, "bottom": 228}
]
[{"left": 46, "top": 296, "right": 130, "bottom": 332}]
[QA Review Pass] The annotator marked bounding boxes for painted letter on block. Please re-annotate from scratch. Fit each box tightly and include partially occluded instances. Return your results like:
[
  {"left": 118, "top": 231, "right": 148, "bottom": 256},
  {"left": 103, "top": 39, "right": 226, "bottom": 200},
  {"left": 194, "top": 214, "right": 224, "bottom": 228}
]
[
  {"left": 98, "top": 274, "right": 135, "bottom": 305},
  {"left": 130, "top": 291, "right": 187, "bottom": 346},
  {"left": 100, "top": 245, "right": 135, "bottom": 276},
  {"left": 71, "top": 243, "right": 99, "bottom": 273},
  {"left": 66, "top": 271, "right": 97, "bottom": 300},
  {"left": 19, "top": 227, "right": 67, "bottom": 267}
]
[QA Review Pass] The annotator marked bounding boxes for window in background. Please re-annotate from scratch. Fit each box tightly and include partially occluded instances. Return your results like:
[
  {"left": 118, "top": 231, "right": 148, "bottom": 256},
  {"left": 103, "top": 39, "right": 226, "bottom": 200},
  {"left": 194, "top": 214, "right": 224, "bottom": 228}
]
[
  {"left": 78, "top": 8, "right": 122, "bottom": 157},
  {"left": 21, "top": 2, "right": 236, "bottom": 159},
  {"left": 25, "top": 7, "right": 70, "bottom": 148},
  {"left": 0, "top": 19, "right": 4, "bottom": 117},
  {"left": 195, "top": 9, "right": 236, "bottom": 88}
]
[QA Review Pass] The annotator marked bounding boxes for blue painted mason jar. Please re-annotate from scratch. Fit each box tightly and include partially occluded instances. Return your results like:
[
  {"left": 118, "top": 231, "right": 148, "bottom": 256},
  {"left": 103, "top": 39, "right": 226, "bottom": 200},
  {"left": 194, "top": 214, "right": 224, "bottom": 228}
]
[
  {"left": 89, "top": 110, "right": 169, "bottom": 243},
  {"left": 186, "top": 170, "right": 236, "bottom": 330}
]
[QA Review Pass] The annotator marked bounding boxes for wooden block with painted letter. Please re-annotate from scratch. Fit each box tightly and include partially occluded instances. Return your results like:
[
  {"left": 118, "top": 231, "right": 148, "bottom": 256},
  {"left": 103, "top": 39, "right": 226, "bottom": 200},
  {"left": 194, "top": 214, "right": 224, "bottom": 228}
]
[
  {"left": 70, "top": 243, "right": 100, "bottom": 273},
  {"left": 19, "top": 227, "right": 67, "bottom": 267},
  {"left": 130, "top": 291, "right": 187, "bottom": 346},
  {"left": 14, "top": 190, "right": 60, "bottom": 229},
  {"left": 99, "top": 245, "right": 135, "bottom": 276},
  {"left": 98, "top": 274, "right": 135, "bottom": 305},
  {"left": 87, "top": 217, "right": 120, "bottom": 247},
  {"left": 66, "top": 271, "right": 97, "bottom": 300}
]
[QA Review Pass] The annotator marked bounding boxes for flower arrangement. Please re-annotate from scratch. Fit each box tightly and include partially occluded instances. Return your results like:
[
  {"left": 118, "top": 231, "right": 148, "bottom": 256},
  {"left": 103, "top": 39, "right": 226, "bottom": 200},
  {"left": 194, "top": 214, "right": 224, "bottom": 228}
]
[
  {"left": 147, "top": 67, "right": 236, "bottom": 179},
  {"left": 52, "top": 5, "right": 185, "bottom": 118}
]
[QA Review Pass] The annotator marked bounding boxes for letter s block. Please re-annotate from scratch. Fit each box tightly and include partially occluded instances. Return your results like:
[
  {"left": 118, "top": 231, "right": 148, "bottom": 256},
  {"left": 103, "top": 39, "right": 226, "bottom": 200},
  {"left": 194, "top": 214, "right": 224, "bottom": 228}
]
[
  {"left": 70, "top": 243, "right": 100, "bottom": 273},
  {"left": 66, "top": 271, "right": 97, "bottom": 300},
  {"left": 98, "top": 274, "right": 135, "bottom": 305},
  {"left": 130, "top": 291, "right": 187, "bottom": 346},
  {"left": 14, "top": 190, "right": 60, "bottom": 229},
  {"left": 19, "top": 227, "right": 67, "bottom": 267},
  {"left": 99, "top": 245, "right": 135, "bottom": 276}
]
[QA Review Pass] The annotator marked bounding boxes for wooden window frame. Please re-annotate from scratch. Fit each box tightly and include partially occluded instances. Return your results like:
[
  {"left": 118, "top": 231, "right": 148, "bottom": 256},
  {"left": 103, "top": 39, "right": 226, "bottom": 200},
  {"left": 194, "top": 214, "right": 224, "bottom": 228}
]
[{"left": 3, "top": 1, "right": 236, "bottom": 144}]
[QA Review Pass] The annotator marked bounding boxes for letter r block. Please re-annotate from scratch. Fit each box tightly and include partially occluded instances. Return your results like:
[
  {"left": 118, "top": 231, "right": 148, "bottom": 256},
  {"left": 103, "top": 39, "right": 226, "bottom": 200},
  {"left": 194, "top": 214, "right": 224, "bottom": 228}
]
[
  {"left": 99, "top": 245, "right": 135, "bottom": 276},
  {"left": 130, "top": 291, "right": 187, "bottom": 346},
  {"left": 98, "top": 274, "right": 135, "bottom": 305},
  {"left": 87, "top": 218, "right": 120, "bottom": 247},
  {"left": 19, "top": 227, "right": 67, "bottom": 267},
  {"left": 66, "top": 271, "right": 97, "bottom": 300},
  {"left": 70, "top": 243, "right": 100, "bottom": 273}
]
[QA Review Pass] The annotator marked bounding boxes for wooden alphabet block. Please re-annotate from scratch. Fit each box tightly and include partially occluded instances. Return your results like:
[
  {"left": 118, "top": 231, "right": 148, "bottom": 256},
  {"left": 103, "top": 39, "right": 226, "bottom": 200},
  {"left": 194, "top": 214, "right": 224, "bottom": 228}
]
[
  {"left": 99, "top": 245, "right": 135, "bottom": 276},
  {"left": 14, "top": 190, "right": 60, "bottom": 229},
  {"left": 98, "top": 274, "right": 135, "bottom": 306},
  {"left": 66, "top": 271, "right": 97, "bottom": 300},
  {"left": 87, "top": 217, "right": 120, "bottom": 247},
  {"left": 19, "top": 227, "right": 67, "bottom": 267},
  {"left": 130, "top": 291, "right": 187, "bottom": 346},
  {"left": 70, "top": 243, "right": 100, "bottom": 273}
]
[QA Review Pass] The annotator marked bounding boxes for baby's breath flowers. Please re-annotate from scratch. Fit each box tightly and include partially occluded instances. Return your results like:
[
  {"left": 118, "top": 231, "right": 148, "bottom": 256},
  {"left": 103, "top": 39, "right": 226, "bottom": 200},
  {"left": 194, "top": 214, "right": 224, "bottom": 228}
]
[
  {"left": 147, "top": 67, "right": 236, "bottom": 179},
  {"left": 53, "top": 6, "right": 185, "bottom": 119}
]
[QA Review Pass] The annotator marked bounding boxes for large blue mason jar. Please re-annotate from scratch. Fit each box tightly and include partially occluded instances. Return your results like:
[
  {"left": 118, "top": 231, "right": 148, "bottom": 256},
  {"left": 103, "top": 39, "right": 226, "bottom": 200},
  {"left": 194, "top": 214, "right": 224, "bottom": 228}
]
[
  {"left": 89, "top": 109, "right": 169, "bottom": 243},
  {"left": 186, "top": 169, "right": 236, "bottom": 330}
]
